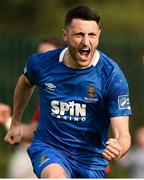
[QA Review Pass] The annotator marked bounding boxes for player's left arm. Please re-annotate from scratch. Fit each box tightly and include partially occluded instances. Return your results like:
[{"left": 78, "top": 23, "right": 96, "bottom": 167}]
[{"left": 103, "top": 116, "right": 131, "bottom": 161}]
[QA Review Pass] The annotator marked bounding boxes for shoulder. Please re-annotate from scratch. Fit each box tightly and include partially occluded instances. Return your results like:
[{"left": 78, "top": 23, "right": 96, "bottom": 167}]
[
  {"left": 97, "top": 51, "right": 129, "bottom": 95},
  {"left": 97, "top": 50, "right": 125, "bottom": 80},
  {"left": 29, "top": 48, "right": 64, "bottom": 67}
]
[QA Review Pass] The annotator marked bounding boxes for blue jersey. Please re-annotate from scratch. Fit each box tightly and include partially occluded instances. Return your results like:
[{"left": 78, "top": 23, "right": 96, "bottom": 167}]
[{"left": 24, "top": 48, "right": 132, "bottom": 170}]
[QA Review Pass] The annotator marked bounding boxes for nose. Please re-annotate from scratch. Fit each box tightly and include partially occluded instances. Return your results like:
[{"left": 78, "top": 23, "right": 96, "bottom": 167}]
[{"left": 82, "top": 35, "right": 90, "bottom": 46}]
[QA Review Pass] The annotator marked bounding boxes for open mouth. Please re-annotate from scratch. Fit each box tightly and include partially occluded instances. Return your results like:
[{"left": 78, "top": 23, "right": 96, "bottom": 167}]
[{"left": 79, "top": 47, "right": 90, "bottom": 59}]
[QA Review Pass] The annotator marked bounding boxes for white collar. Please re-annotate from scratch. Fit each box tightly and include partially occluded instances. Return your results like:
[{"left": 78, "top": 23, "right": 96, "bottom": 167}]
[{"left": 59, "top": 47, "right": 100, "bottom": 67}]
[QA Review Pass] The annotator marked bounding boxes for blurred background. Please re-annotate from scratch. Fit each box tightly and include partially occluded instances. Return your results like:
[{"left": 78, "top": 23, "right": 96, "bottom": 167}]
[{"left": 0, "top": 0, "right": 143, "bottom": 178}]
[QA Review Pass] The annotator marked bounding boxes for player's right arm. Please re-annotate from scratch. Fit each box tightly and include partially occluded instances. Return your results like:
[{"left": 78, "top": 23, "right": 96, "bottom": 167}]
[{"left": 4, "top": 74, "right": 35, "bottom": 145}]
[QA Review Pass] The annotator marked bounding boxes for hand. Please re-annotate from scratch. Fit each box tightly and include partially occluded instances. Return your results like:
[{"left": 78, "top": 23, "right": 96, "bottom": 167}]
[
  {"left": 4, "top": 124, "right": 22, "bottom": 145},
  {"left": 102, "top": 138, "right": 122, "bottom": 161},
  {"left": 0, "top": 103, "right": 11, "bottom": 124}
]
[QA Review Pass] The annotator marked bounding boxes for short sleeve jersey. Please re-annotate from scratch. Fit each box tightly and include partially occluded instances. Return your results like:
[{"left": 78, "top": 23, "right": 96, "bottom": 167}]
[{"left": 24, "top": 48, "right": 132, "bottom": 170}]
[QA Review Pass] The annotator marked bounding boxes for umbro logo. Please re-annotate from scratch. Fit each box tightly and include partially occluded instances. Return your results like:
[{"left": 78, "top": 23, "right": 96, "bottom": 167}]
[{"left": 45, "top": 83, "right": 56, "bottom": 91}]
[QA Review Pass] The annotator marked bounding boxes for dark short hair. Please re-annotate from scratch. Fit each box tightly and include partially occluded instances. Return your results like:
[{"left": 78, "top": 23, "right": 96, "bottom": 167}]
[{"left": 64, "top": 5, "right": 100, "bottom": 28}]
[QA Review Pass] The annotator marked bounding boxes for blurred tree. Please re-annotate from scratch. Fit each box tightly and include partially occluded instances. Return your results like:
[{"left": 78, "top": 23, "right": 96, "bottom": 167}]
[
  {"left": 0, "top": 0, "right": 37, "bottom": 34},
  {"left": 0, "top": 0, "right": 143, "bottom": 37},
  {"left": 60, "top": 0, "right": 84, "bottom": 7}
]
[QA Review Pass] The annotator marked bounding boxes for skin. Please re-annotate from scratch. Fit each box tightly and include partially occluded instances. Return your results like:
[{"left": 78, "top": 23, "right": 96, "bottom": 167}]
[
  {"left": 0, "top": 103, "right": 11, "bottom": 124},
  {"left": 4, "top": 18, "right": 131, "bottom": 178},
  {"left": 103, "top": 116, "right": 131, "bottom": 161},
  {"left": 63, "top": 19, "right": 101, "bottom": 69},
  {"left": 38, "top": 42, "right": 57, "bottom": 53}
]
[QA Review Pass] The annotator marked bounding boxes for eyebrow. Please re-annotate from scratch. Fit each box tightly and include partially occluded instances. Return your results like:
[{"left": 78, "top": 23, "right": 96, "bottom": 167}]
[{"left": 75, "top": 32, "right": 97, "bottom": 36}]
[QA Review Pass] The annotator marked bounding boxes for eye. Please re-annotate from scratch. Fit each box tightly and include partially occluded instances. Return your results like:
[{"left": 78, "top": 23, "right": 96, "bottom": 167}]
[
  {"left": 89, "top": 33, "right": 97, "bottom": 37},
  {"left": 75, "top": 32, "right": 84, "bottom": 37}
]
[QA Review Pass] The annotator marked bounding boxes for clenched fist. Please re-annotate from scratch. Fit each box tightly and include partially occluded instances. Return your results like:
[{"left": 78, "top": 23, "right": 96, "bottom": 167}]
[
  {"left": 103, "top": 138, "right": 122, "bottom": 161},
  {"left": 4, "top": 124, "right": 22, "bottom": 145}
]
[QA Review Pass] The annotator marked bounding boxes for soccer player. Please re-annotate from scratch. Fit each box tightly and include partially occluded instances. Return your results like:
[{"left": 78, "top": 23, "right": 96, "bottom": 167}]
[{"left": 4, "top": 5, "right": 132, "bottom": 178}]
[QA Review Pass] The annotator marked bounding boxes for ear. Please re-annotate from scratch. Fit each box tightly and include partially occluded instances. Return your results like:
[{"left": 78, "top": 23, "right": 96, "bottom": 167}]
[
  {"left": 62, "top": 29, "right": 68, "bottom": 42},
  {"left": 98, "top": 29, "right": 101, "bottom": 38}
]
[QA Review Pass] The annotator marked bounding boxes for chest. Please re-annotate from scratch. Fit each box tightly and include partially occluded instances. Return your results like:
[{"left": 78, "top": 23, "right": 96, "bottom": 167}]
[{"left": 38, "top": 64, "right": 105, "bottom": 104}]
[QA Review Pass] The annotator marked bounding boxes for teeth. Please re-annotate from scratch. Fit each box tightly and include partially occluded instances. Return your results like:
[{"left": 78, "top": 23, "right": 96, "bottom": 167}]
[{"left": 80, "top": 48, "right": 89, "bottom": 51}]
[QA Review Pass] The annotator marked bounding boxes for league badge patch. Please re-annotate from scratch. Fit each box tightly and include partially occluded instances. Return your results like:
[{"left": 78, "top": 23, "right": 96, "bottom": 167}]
[{"left": 118, "top": 95, "right": 131, "bottom": 110}]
